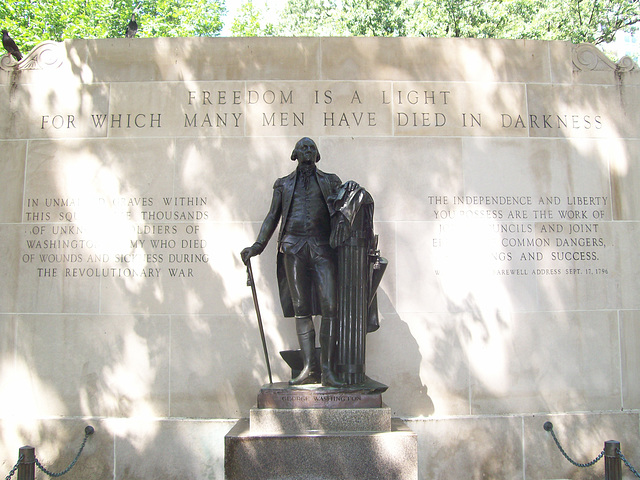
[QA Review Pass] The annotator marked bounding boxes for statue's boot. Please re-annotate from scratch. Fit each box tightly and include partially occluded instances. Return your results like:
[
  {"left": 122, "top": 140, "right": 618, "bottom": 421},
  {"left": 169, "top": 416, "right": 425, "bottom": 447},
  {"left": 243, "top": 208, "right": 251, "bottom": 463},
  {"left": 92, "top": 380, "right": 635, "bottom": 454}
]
[
  {"left": 320, "top": 317, "right": 344, "bottom": 387},
  {"left": 289, "top": 316, "right": 317, "bottom": 385}
]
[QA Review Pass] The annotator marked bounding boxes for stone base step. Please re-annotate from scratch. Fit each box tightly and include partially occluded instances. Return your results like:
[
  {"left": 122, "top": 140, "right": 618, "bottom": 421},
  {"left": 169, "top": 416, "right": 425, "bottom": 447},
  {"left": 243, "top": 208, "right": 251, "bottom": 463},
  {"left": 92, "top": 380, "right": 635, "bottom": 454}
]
[
  {"left": 249, "top": 405, "right": 392, "bottom": 433},
  {"left": 225, "top": 417, "right": 417, "bottom": 480}
]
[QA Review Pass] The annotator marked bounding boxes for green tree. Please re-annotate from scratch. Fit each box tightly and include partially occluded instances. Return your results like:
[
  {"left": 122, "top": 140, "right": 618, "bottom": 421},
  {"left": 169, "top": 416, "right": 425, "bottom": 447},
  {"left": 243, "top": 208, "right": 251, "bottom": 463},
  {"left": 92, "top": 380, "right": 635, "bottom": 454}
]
[
  {"left": 275, "top": 0, "right": 492, "bottom": 36},
  {"left": 274, "top": 0, "right": 640, "bottom": 45},
  {"left": 533, "top": 0, "right": 640, "bottom": 45},
  {"left": 406, "top": 0, "right": 496, "bottom": 37},
  {"left": 230, "top": 0, "right": 275, "bottom": 36},
  {"left": 408, "top": 0, "right": 640, "bottom": 44},
  {"left": 277, "top": 0, "right": 343, "bottom": 35},
  {"left": 139, "top": 0, "right": 225, "bottom": 37},
  {"left": 1, "top": 0, "right": 225, "bottom": 53},
  {"left": 341, "top": 0, "right": 411, "bottom": 36}
]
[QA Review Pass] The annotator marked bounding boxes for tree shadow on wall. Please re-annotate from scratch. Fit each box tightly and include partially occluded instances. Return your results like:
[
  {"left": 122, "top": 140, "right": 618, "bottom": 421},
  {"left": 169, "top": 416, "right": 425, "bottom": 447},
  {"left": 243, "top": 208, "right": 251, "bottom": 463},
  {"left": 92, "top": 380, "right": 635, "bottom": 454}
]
[{"left": 367, "top": 290, "right": 436, "bottom": 418}]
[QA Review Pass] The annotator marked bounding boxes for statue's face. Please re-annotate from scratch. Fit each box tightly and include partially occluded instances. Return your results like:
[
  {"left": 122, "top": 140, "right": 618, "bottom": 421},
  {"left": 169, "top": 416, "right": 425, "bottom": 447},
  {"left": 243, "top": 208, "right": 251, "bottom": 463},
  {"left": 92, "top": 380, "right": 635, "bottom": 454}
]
[{"left": 295, "top": 138, "right": 319, "bottom": 165}]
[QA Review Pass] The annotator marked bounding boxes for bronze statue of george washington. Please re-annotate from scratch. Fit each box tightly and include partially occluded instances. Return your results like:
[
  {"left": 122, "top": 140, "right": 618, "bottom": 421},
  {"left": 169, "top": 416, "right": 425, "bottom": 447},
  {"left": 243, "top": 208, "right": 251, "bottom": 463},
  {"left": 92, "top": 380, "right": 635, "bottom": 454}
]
[{"left": 241, "top": 137, "right": 357, "bottom": 387}]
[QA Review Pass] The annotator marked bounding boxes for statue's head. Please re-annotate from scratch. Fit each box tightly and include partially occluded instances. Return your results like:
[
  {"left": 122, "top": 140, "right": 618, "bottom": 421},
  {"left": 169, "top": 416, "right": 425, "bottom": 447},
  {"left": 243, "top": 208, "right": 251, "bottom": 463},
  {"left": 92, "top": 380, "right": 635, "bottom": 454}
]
[{"left": 291, "top": 137, "right": 320, "bottom": 164}]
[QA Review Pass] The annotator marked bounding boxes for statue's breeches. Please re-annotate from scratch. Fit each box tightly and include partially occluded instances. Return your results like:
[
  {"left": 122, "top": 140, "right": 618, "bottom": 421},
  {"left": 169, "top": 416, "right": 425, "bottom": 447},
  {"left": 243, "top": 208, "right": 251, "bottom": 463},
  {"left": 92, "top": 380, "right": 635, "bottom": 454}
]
[{"left": 282, "top": 243, "right": 337, "bottom": 319}]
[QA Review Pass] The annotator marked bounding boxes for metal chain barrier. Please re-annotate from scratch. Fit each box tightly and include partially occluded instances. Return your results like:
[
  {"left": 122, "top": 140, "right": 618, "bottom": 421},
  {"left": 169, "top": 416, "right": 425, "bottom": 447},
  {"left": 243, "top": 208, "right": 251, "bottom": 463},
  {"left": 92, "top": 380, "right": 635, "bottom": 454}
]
[
  {"left": 4, "top": 426, "right": 94, "bottom": 480},
  {"left": 545, "top": 421, "right": 640, "bottom": 479},
  {"left": 4, "top": 455, "right": 22, "bottom": 480},
  {"left": 34, "top": 426, "right": 94, "bottom": 478},
  {"left": 544, "top": 421, "right": 605, "bottom": 468},
  {"left": 617, "top": 448, "right": 640, "bottom": 479}
]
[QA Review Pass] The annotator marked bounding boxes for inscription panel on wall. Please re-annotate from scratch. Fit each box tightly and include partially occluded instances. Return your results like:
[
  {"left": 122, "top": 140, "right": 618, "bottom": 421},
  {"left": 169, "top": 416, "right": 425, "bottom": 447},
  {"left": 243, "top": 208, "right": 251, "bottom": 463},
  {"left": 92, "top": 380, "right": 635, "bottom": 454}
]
[
  {"left": 429, "top": 194, "right": 612, "bottom": 278},
  {"left": 22, "top": 195, "right": 210, "bottom": 281},
  {"left": 28, "top": 81, "right": 612, "bottom": 139}
]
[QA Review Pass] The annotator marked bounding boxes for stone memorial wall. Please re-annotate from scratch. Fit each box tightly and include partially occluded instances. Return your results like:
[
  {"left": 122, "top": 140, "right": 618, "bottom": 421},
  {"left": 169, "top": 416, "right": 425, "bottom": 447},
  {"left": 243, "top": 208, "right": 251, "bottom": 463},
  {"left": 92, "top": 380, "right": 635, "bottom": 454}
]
[{"left": 1, "top": 37, "right": 639, "bottom": 479}]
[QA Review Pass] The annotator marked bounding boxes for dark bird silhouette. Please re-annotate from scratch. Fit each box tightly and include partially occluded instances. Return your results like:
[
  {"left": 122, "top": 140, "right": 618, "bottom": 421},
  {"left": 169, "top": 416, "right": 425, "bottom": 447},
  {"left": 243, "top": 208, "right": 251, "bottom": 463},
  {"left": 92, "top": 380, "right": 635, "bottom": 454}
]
[
  {"left": 125, "top": 14, "right": 138, "bottom": 38},
  {"left": 2, "top": 29, "right": 23, "bottom": 61}
]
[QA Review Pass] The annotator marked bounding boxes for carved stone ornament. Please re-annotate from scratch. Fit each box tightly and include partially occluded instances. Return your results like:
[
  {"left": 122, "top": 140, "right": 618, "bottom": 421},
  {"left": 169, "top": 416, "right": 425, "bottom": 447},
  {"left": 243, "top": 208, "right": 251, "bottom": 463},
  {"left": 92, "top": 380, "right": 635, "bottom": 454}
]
[
  {"left": 0, "top": 40, "right": 64, "bottom": 72},
  {"left": 572, "top": 43, "right": 639, "bottom": 72}
]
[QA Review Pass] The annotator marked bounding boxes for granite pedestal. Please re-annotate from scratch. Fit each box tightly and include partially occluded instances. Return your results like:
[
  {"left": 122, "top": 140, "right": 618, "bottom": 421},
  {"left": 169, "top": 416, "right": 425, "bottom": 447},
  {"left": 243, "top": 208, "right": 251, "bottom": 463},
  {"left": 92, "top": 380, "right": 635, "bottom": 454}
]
[{"left": 224, "top": 383, "right": 418, "bottom": 479}]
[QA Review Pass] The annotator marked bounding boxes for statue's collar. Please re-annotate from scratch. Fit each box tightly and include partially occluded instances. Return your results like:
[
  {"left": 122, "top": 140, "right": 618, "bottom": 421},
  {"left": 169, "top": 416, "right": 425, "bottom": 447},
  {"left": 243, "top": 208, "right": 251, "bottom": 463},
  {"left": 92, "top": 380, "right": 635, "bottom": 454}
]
[{"left": 296, "top": 163, "right": 317, "bottom": 176}]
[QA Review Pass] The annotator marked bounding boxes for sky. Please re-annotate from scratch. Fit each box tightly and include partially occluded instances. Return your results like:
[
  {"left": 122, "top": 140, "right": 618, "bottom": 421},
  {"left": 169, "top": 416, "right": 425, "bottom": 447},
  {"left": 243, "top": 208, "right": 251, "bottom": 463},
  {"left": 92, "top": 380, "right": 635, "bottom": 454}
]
[{"left": 221, "top": 0, "right": 288, "bottom": 35}]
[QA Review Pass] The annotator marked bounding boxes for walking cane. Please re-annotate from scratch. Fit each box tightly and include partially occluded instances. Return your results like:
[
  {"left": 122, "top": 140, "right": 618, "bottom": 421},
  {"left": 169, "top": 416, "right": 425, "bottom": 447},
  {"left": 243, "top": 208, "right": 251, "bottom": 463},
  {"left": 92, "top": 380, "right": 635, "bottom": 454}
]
[{"left": 246, "top": 258, "right": 273, "bottom": 384}]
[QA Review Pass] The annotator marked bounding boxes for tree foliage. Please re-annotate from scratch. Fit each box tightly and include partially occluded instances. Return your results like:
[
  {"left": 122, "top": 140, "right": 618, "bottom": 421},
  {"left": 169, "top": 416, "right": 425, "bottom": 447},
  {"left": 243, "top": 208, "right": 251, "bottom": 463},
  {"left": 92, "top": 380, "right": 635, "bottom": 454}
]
[
  {"left": 341, "top": 0, "right": 411, "bottom": 36},
  {"left": 274, "top": 0, "right": 411, "bottom": 36},
  {"left": 407, "top": 0, "right": 640, "bottom": 45},
  {"left": 2, "top": 0, "right": 638, "bottom": 53},
  {"left": 277, "top": 0, "right": 342, "bottom": 36},
  {"left": 0, "top": 0, "right": 225, "bottom": 53},
  {"left": 230, "top": 0, "right": 274, "bottom": 36},
  {"left": 271, "top": 0, "right": 640, "bottom": 45}
]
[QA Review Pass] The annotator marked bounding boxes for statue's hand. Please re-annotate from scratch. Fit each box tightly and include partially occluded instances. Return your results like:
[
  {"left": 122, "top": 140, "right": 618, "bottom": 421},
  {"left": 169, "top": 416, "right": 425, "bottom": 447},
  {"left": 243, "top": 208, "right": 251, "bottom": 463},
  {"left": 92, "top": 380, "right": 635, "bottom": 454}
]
[
  {"left": 344, "top": 180, "right": 359, "bottom": 192},
  {"left": 241, "top": 244, "right": 261, "bottom": 265}
]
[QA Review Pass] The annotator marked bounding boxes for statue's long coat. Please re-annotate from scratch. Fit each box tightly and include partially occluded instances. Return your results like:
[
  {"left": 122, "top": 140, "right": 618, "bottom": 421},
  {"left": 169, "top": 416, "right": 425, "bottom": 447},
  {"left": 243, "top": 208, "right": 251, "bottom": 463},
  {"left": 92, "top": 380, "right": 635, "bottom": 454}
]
[{"left": 253, "top": 168, "right": 342, "bottom": 317}]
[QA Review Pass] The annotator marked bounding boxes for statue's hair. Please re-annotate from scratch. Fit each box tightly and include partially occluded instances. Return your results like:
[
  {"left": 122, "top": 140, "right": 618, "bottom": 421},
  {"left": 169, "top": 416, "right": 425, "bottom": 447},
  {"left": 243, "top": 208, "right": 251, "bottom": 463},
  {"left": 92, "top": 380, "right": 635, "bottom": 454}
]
[{"left": 291, "top": 137, "right": 320, "bottom": 162}]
